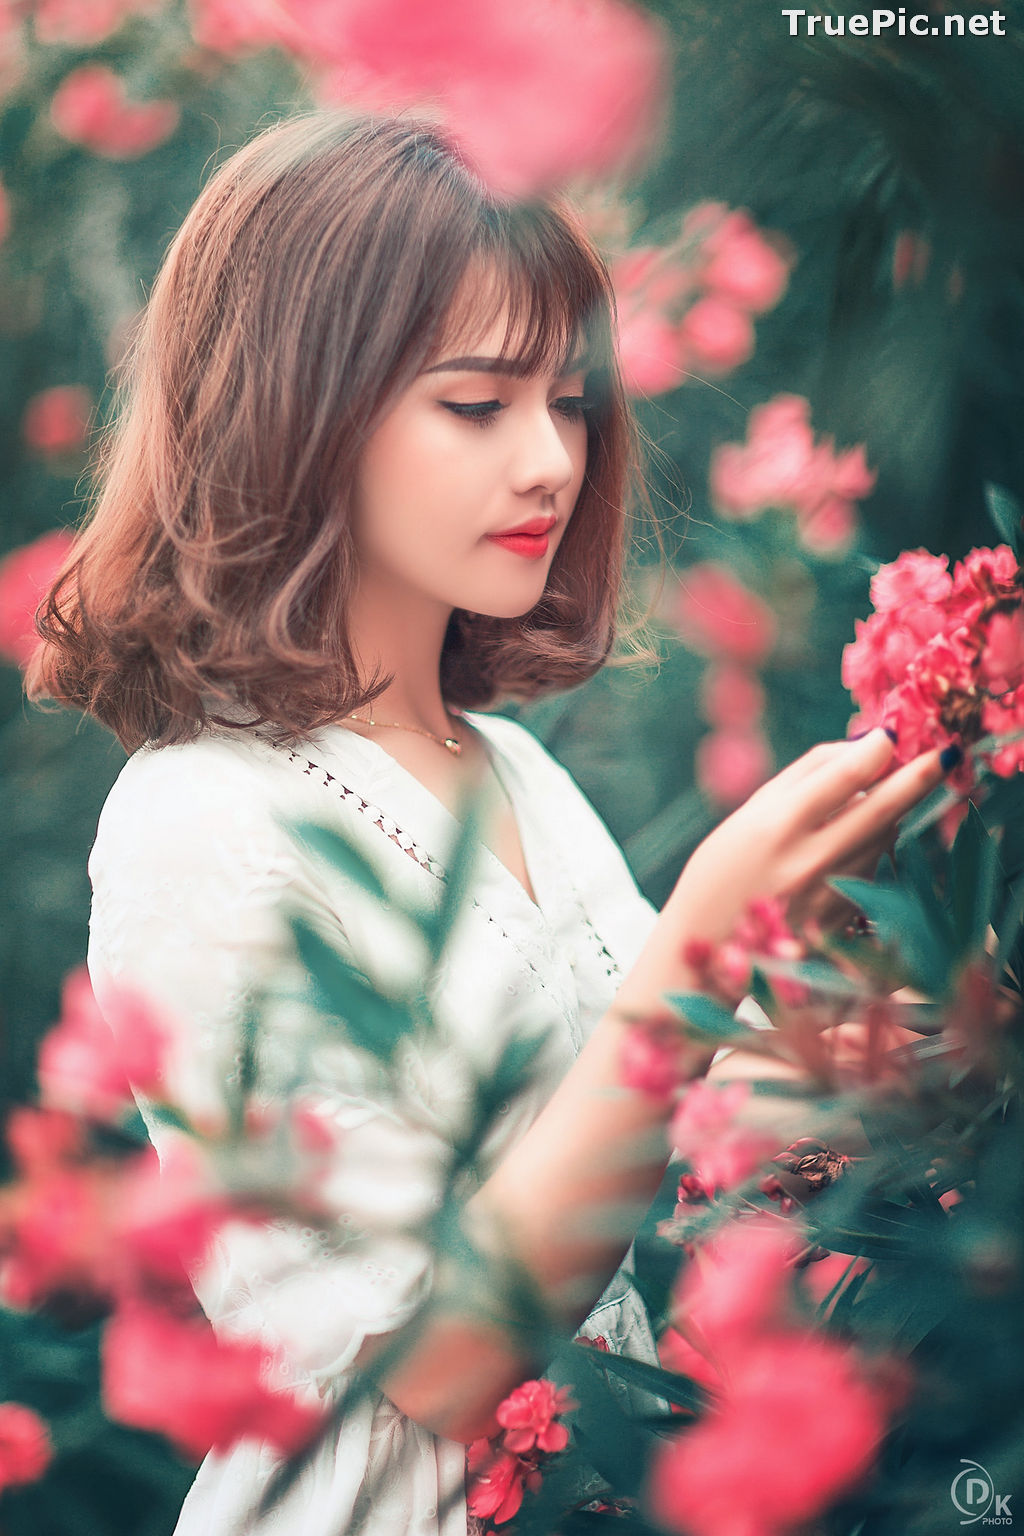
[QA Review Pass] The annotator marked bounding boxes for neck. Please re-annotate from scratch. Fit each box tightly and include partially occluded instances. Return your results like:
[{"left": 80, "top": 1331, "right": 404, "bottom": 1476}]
[{"left": 346, "top": 574, "right": 457, "bottom": 736}]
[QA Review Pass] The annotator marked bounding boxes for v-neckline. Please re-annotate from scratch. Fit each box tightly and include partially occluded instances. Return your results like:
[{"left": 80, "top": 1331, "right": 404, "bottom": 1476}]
[{"left": 313, "top": 710, "right": 548, "bottom": 923}]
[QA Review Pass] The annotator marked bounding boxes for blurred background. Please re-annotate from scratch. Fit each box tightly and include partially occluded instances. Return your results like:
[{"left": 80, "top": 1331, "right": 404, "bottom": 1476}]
[{"left": 3, "top": 0, "right": 1024, "bottom": 1106}]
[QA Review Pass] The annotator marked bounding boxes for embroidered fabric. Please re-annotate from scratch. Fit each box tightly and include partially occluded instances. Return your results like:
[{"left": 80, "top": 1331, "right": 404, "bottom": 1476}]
[{"left": 86, "top": 709, "right": 662, "bottom": 1536}]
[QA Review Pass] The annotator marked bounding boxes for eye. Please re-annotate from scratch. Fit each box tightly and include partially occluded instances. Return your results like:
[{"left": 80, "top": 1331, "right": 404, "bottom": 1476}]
[
  {"left": 552, "top": 396, "right": 593, "bottom": 423},
  {"left": 441, "top": 400, "right": 504, "bottom": 426}
]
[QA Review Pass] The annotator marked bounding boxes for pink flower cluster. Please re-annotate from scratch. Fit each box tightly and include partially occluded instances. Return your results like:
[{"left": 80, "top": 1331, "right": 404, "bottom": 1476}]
[
  {"left": 649, "top": 1218, "right": 898, "bottom": 1536},
  {"left": 0, "top": 971, "right": 325, "bottom": 1467},
  {"left": 710, "top": 394, "right": 876, "bottom": 556},
  {"left": 842, "top": 544, "right": 1024, "bottom": 789},
  {"left": 22, "top": 385, "right": 93, "bottom": 457},
  {"left": 192, "top": 0, "right": 664, "bottom": 199},
  {"left": 684, "top": 897, "right": 806, "bottom": 1007},
  {"left": 32, "top": 0, "right": 163, "bottom": 46},
  {"left": 613, "top": 204, "right": 792, "bottom": 396},
  {"left": 466, "top": 1377, "right": 573, "bottom": 1526},
  {"left": 669, "top": 1081, "right": 778, "bottom": 1197},
  {"left": 50, "top": 66, "right": 178, "bottom": 159}
]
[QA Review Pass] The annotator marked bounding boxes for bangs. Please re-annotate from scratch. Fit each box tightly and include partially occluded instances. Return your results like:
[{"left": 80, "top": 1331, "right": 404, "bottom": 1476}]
[{"left": 435, "top": 202, "right": 616, "bottom": 382}]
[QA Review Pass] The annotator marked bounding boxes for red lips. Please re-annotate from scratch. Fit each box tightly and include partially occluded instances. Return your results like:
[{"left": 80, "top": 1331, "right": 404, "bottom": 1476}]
[{"left": 490, "top": 514, "right": 557, "bottom": 537}]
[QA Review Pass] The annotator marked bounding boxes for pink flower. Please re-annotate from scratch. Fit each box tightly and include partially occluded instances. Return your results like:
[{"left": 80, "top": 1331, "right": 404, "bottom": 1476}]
[
  {"left": 869, "top": 548, "right": 953, "bottom": 613},
  {"left": 466, "top": 1442, "right": 530, "bottom": 1524},
  {"left": 709, "top": 395, "right": 874, "bottom": 543},
  {"left": 311, "top": 0, "right": 666, "bottom": 198},
  {"left": 101, "top": 1302, "right": 323, "bottom": 1462},
  {"left": 0, "top": 529, "right": 74, "bottom": 668},
  {"left": 658, "top": 1326, "right": 723, "bottom": 1395},
  {"left": 678, "top": 295, "right": 754, "bottom": 375},
  {"left": 0, "top": 1403, "right": 53, "bottom": 1492},
  {"left": 695, "top": 727, "right": 773, "bottom": 807},
  {"left": 188, "top": 0, "right": 298, "bottom": 52},
  {"left": 22, "top": 385, "right": 92, "bottom": 455},
  {"left": 700, "top": 664, "right": 765, "bottom": 732},
  {"left": 620, "top": 1019, "right": 692, "bottom": 1100},
  {"left": 496, "top": 1378, "right": 572, "bottom": 1455},
  {"left": 799, "top": 495, "right": 857, "bottom": 556},
  {"left": 696, "top": 209, "right": 790, "bottom": 313},
  {"left": 33, "top": 0, "right": 162, "bottom": 45},
  {"left": 37, "top": 966, "right": 169, "bottom": 1122},
  {"left": 670, "top": 1081, "right": 777, "bottom": 1195},
  {"left": 616, "top": 307, "right": 688, "bottom": 396},
  {"left": 673, "top": 1216, "right": 797, "bottom": 1364},
  {"left": 51, "top": 66, "right": 179, "bottom": 159},
  {"left": 672, "top": 563, "right": 777, "bottom": 665},
  {"left": 978, "top": 606, "right": 1024, "bottom": 690},
  {"left": 647, "top": 1332, "right": 894, "bottom": 1536}
]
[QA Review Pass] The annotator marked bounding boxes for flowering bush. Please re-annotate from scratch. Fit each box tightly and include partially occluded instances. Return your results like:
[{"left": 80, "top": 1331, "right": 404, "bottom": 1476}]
[{"left": 843, "top": 541, "right": 1024, "bottom": 792}]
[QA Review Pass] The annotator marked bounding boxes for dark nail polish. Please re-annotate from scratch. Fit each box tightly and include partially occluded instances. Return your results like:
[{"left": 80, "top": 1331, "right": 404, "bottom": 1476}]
[
  {"left": 883, "top": 727, "right": 898, "bottom": 743},
  {"left": 939, "top": 742, "right": 963, "bottom": 773}
]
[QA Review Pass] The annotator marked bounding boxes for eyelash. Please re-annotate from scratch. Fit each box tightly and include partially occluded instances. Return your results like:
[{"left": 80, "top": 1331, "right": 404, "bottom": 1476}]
[{"left": 441, "top": 397, "right": 593, "bottom": 428}]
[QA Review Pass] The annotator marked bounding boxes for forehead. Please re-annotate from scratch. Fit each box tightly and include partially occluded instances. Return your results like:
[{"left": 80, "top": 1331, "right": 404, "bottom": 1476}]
[{"left": 429, "top": 262, "right": 590, "bottom": 377}]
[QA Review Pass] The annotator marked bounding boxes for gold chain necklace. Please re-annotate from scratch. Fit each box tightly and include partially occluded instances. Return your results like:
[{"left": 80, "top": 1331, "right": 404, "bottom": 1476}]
[{"left": 346, "top": 703, "right": 462, "bottom": 756}]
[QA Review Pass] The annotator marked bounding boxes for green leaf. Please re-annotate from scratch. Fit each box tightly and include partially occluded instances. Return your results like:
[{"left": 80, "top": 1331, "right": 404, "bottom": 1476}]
[
  {"left": 664, "top": 992, "right": 758, "bottom": 1041},
  {"left": 574, "top": 1342, "right": 707, "bottom": 1413},
  {"left": 290, "top": 917, "right": 413, "bottom": 1060},
  {"left": 985, "top": 481, "right": 1024, "bottom": 556},
  {"left": 950, "top": 800, "right": 1001, "bottom": 959},
  {"left": 994, "top": 868, "right": 1024, "bottom": 977},
  {"left": 828, "top": 877, "right": 951, "bottom": 995},
  {"left": 754, "top": 955, "right": 863, "bottom": 1000},
  {"left": 286, "top": 818, "right": 390, "bottom": 905}
]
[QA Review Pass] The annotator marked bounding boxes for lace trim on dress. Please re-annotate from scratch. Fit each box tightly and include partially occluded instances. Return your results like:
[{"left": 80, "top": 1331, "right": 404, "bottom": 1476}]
[{"left": 254, "top": 731, "right": 552, "bottom": 994}]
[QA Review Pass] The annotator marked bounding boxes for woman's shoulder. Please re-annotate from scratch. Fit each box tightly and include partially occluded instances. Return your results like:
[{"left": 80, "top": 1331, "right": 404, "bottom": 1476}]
[{"left": 91, "top": 728, "right": 303, "bottom": 875}]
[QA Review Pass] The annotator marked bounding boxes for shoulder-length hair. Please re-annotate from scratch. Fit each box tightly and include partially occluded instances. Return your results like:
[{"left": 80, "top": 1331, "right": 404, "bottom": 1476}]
[{"left": 27, "top": 110, "right": 661, "bottom": 751}]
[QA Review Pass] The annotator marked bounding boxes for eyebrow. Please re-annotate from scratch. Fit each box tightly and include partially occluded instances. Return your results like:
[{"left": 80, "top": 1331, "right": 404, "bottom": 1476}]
[{"left": 423, "top": 354, "right": 588, "bottom": 378}]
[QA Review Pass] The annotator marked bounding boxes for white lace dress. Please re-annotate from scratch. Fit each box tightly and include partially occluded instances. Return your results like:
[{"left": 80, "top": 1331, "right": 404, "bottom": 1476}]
[{"left": 86, "top": 708, "right": 661, "bottom": 1536}]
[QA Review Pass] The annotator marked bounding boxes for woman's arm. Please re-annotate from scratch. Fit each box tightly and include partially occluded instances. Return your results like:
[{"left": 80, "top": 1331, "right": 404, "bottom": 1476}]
[{"left": 369, "top": 730, "right": 948, "bottom": 1440}]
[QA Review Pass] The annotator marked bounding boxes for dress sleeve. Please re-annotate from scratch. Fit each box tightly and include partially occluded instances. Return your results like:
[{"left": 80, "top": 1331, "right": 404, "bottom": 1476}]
[{"left": 87, "top": 741, "right": 441, "bottom": 1395}]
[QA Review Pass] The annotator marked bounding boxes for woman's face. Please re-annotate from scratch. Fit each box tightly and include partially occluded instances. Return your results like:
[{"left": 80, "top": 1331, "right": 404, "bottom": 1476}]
[{"left": 350, "top": 297, "right": 590, "bottom": 623}]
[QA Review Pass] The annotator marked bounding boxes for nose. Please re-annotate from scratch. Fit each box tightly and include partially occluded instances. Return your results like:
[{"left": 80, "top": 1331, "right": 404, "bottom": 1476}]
[{"left": 508, "top": 404, "right": 581, "bottom": 499}]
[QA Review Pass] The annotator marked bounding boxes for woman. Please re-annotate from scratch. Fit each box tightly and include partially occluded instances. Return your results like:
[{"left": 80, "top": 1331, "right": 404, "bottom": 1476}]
[{"left": 28, "top": 112, "right": 947, "bottom": 1534}]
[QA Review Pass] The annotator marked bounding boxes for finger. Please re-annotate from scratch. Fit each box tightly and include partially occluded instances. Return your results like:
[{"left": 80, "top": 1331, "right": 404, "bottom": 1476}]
[
  {"left": 762, "top": 734, "right": 879, "bottom": 793},
  {"left": 803, "top": 747, "right": 946, "bottom": 875},
  {"left": 786, "top": 729, "right": 897, "bottom": 828}
]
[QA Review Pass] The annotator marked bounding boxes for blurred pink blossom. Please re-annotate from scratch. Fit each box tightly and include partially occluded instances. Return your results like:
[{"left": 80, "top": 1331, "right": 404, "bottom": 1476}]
[
  {"left": 672, "top": 563, "right": 778, "bottom": 665},
  {"left": 615, "top": 307, "right": 688, "bottom": 396},
  {"left": 678, "top": 294, "right": 754, "bottom": 375},
  {"left": 302, "top": 0, "right": 667, "bottom": 198},
  {"left": 683, "top": 897, "right": 803, "bottom": 1006},
  {"left": 709, "top": 395, "right": 875, "bottom": 552},
  {"left": 0, "top": 1404, "right": 53, "bottom": 1492},
  {"left": 51, "top": 65, "right": 179, "bottom": 158},
  {"left": 188, "top": 0, "right": 299, "bottom": 51},
  {"left": 33, "top": 0, "right": 163, "bottom": 45},
  {"left": 102, "top": 1301, "right": 323, "bottom": 1461},
  {"left": 670, "top": 1081, "right": 777, "bottom": 1194},
  {"left": 695, "top": 206, "right": 791, "bottom": 312},
  {"left": 22, "top": 385, "right": 92, "bottom": 456},
  {"left": 695, "top": 727, "right": 773, "bottom": 807},
  {"left": 37, "top": 966, "right": 169, "bottom": 1122},
  {"left": 674, "top": 1216, "right": 796, "bottom": 1361},
  {"left": 700, "top": 663, "right": 765, "bottom": 732},
  {"left": 0, "top": 528, "right": 74, "bottom": 668},
  {"left": 648, "top": 1331, "right": 894, "bottom": 1536},
  {"left": 892, "top": 230, "right": 931, "bottom": 290},
  {"left": 621, "top": 1019, "right": 693, "bottom": 1100}
]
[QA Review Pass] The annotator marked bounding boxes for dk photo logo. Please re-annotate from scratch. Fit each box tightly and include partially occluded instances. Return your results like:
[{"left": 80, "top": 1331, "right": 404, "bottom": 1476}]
[{"left": 951, "top": 1460, "right": 1013, "bottom": 1525}]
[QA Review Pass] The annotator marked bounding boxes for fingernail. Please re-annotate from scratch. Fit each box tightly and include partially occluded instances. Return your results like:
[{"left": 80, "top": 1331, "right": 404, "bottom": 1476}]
[
  {"left": 883, "top": 727, "right": 898, "bottom": 743},
  {"left": 939, "top": 742, "right": 963, "bottom": 773}
]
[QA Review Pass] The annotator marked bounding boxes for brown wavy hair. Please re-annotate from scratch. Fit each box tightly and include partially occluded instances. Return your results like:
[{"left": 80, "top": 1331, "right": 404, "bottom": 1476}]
[{"left": 27, "top": 110, "right": 662, "bottom": 751}]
